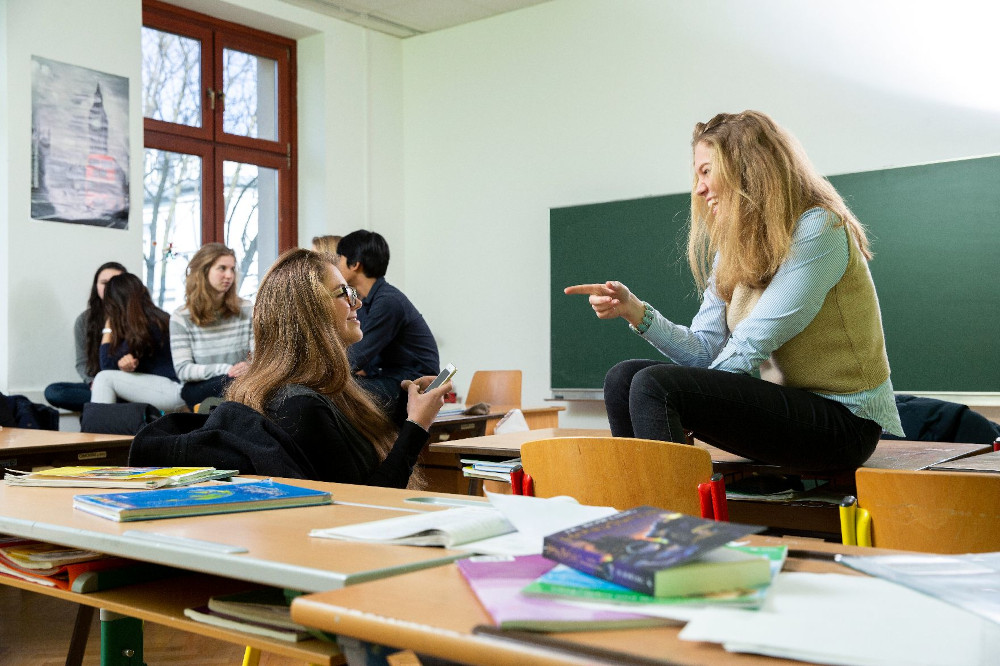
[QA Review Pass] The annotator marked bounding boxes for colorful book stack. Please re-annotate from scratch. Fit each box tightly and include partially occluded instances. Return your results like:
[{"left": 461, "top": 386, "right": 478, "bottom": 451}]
[
  {"left": 5, "top": 465, "right": 239, "bottom": 488},
  {"left": 460, "top": 458, "right": 522, "bottom": 482},
  {"left": 458, "top": 506, "right": 786, "bottom": 631},
  {"left": 0, "top": 535, "right": 163, "bottom": 592}
]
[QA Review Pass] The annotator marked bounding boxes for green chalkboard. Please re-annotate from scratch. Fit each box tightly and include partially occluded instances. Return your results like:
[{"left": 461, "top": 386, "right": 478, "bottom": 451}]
[{"left": 550, "top": 155, "right": 1000, "bottom": 393}]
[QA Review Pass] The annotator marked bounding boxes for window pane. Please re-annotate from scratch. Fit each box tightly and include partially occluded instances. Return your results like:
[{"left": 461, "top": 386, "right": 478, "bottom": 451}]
[
  {"left": 142, "top": 27, "right": 202, "bottom": 127},
  {"left": 222, "top": 49, "right": 278, "bottom": 141},
  {"left": 143, "top": 149, "right": 202, "bottom": 312},
  {"left": 224, "top": 161, "right": 278, "bottom": 300}
]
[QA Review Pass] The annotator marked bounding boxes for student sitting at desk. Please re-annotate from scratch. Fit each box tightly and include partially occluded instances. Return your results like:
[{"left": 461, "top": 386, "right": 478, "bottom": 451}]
[
  {"left": 131, "top": 249, "right": 453, "bottom": 486},
  {"left": 566, "top": 110, "right": 903, "bottom": 472},
  {"left": 224, "top": 248, "right": 453, "bottom": 487}
]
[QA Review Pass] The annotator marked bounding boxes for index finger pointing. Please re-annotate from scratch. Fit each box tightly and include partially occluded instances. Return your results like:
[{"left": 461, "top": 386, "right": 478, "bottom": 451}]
[{"left": 564, "top": 283, "right": 612, "bottom": 296}]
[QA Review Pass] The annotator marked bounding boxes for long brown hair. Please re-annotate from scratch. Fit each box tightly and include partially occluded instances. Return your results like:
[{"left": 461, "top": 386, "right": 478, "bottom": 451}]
[
  {"left": 103, "top": 273, "right": 170, "bottom": 360},
  {"left": 84, "top": 261, "right": 127, "bottom": 376},
  {"left": 688, "top": 110, "right": 871, "bottom": 301},
  {"left": 225, "top": 249, "right": 396, "bottom": 461},
  {"left": 184, "top": 243, "right": 243, "bottom": 325}
]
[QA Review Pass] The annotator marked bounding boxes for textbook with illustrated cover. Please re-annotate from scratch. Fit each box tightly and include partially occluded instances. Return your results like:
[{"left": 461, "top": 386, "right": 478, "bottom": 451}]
[
  {"left": 73, "top": 480, "right": 331, "bottom": 522},
  {"left": 542, "top": 505, "right": 765, "bottom": 597}
]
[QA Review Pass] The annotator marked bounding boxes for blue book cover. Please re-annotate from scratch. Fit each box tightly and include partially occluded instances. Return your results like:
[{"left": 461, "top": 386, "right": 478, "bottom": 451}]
[{"left": 73, "top": 480, "right": 332, "bottom": 522}]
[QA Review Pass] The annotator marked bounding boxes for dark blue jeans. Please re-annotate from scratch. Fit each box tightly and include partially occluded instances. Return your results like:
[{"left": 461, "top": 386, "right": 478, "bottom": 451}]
[
  {"left": 180, "top": 375, "right": 231, "bottom": 410},
  {"left": 604, "top": 359, "right": 881, "bottom": 473},
  {"left": 44, "top": 382, "right": 91, "bottom": 412}
]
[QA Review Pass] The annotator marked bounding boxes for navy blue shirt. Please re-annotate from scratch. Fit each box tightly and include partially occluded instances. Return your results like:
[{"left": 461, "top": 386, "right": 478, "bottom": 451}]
[
  {"left": 348, "top": 277, "right": 440, "bottom": 382},
  {"left": 99, "top": 324, "right": 178, "bottom": 381}
]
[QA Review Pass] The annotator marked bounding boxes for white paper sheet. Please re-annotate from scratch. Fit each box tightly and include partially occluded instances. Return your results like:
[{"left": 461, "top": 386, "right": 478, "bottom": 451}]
[
  {"left": 454, "top": 493, "right": 617, "bottom": 555},
  {"left": 679, "top": 572, "right": 1000, "bottom": 666}
]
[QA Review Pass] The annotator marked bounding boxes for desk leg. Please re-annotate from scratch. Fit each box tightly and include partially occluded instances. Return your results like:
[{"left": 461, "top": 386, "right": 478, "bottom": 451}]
[
  {"left": 67, "top": 604, "right": 95, "bottom": 666},
  {"left": 99, "top": 609, "right": 145, "bottom": 666}
]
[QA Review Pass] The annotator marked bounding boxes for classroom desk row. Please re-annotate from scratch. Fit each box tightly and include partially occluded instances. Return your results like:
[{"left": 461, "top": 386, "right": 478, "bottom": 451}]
[
  {"left": 0, "top": 474, "right": 911, "bottom": 666},
  {"left": 430, "top": 427, "right": 994, "bottom": 539}
]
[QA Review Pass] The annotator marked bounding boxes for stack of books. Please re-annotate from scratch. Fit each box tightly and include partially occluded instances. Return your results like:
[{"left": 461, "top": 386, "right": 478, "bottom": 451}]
[
  {"left": 458, "top": 505, "right": 786, "bottom": 630},
  {"left": 4, "top": 466, "right": 239, "bottom": 488},
  {"left": 0, "top": 535, "right": 144, "bottom": 591},
  {"left": 460, "top": 458, "right": 522, "bottom": 482},
  {"left": 184, "top": 588, "right": 315, "bottom": 642}
]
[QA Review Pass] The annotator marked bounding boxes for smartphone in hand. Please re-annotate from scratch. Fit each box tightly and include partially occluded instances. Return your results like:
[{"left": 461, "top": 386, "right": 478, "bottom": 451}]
[{"left": 421, "top": 363, "right": 457, "bottom": 393}]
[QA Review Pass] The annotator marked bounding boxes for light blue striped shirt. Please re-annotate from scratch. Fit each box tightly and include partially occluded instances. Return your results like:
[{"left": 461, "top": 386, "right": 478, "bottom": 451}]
[{"left": 639, "top": 208, "right": 904, "bottom": 436}]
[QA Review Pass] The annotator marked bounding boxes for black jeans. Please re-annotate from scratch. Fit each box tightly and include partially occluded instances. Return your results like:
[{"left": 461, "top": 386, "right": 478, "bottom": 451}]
[{"left": 604, "top": 359, "right": 882, "bottom": 473}]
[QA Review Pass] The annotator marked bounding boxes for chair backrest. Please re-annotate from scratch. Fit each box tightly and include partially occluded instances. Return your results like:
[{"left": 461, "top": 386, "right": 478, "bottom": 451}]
[
  {"left": 855, "top": 468, "right": 1000, "bottom": 553},
  {"left": 520, "top": 437, "right": 713, "bottom": 515},
  {"left": 465, "top": 370, "right": 522, "bottom": 411}
]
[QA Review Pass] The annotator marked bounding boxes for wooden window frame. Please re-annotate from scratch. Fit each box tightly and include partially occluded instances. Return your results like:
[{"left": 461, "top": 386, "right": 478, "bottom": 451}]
[{"left": 142, "top": 0, "right": 297, "bottom": 249}]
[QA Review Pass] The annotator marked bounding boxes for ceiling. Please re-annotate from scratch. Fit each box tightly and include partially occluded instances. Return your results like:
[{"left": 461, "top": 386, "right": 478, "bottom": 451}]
[{"left": 281, "top": 0, "right": 554, "bottom": 38}]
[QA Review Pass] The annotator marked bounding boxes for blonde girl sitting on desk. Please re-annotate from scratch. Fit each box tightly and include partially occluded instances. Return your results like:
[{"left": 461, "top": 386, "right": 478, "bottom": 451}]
[{"left": 566, "top": 110, "right": 903, "bottom": 473}]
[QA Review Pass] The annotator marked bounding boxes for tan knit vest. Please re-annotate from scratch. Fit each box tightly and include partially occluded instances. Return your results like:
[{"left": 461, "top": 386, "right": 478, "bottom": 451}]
[{"left": 726, "top": 225, "right": 890, "bottom": 395}]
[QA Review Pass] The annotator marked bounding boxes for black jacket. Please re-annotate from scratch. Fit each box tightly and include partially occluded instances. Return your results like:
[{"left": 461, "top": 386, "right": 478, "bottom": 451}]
[
  {"left": 129, "top": 401, "right": 309, "bottom": 477},
  {"left": 884, "top": 394, "right": 1000, "bottom": 444}
]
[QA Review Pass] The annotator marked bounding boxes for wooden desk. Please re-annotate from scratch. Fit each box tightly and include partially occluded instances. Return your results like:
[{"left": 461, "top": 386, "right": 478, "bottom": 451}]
[
  {"left": 419, "top": 408, "right": 566, "bottom": 494},
  {"left": 290, "top": 536, "right": 868, "bottom": 666},
  {"left": 430, "top": 430, "right": 992, "bottom": 539},
  {"left": 0, "top": 478, "right": 475, "bottom": 592},
  {"left": 0, "top": 427, "right": 132, "bottom": 470},
  {"left": 0, "top": 479, "right": 488, "bottom": 664}
]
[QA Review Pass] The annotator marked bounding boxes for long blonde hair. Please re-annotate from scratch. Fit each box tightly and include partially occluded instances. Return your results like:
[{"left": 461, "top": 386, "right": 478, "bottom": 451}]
[
  {"left": 225, "top": 249, "right": 396, "bottom": 461},
  {"left": 688, "top": 111, "right": 871, "bottom": 301},
  {"left": 185, "top": 243, "right": 243, "bottom": 325}
]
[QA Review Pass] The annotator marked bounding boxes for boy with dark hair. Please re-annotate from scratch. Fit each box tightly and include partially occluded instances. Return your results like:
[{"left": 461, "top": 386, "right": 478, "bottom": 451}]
[{"left": 335, "top": 230, "right": 440, "bottom": 413}]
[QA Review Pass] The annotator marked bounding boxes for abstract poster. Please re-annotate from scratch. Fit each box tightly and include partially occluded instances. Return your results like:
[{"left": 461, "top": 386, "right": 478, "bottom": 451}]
[{"left": 31, "top": 56, "right": 130, "bottom": 228}]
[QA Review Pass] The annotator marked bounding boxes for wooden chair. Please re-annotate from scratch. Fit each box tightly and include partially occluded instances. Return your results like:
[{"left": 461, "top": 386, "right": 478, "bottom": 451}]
[
  {"left": 852, "top": 468, "right": 1000, "bottom": 552},
  {"left": 520, "top": 437, "right": 713, "bottom": 515},
  {"left": 465, "top": 370, "right": 522, "bottom": 411}
]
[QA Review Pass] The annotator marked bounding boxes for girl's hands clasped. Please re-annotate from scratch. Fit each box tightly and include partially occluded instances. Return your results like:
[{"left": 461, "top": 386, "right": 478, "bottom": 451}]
[
  {"left": 564, "top": 281, "right": 646, "bottom": 327},
  {"left": 401, "top": 375, "right": 454, "bottom": 431}
]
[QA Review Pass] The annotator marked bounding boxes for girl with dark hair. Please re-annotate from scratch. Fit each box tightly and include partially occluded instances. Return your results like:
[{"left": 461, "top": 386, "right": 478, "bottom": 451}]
[
  {"left": 90, "top": 273, "right": 185, "bottom": 412},
  {"left": 170, "top": 243, "right": 253, "bottom": 409},
  {"left": 44, "top": 261, "right": 126, "bottom": 411}
]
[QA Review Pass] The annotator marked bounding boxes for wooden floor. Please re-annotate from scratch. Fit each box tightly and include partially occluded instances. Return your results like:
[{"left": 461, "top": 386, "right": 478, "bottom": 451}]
[{"left": 0, "top": 585, "right": 306, "bottom": 665}]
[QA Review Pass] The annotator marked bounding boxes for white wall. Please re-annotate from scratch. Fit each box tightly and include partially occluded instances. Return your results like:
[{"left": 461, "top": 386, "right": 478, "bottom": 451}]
[
  {"left": 2, "top": 0, "right": 144, "bottom": 397},
  {"left": 0, "top": 2, "right": 9, "bottom": 389},
  {"left": 400, "top": 0, "right": 1000, "bottom": 426},
  {"left": 1, "top": 0, "right": 404, "bottom": 399}
]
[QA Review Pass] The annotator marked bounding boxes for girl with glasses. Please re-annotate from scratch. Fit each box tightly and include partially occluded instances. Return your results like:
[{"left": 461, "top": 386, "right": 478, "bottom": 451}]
[{"left": 224, "top": 249, "right": 452, "bottom": 487}]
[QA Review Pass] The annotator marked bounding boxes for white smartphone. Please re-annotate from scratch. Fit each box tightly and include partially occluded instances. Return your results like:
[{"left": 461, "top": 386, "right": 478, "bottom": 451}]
[{"left": 422, "top": 363, "right": 457, "bottom": 393}]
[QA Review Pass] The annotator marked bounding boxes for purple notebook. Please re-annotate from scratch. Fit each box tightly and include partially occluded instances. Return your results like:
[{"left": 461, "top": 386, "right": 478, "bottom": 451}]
[{"left": 456, "top": 554, "right": 669, "bottom": 632}]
